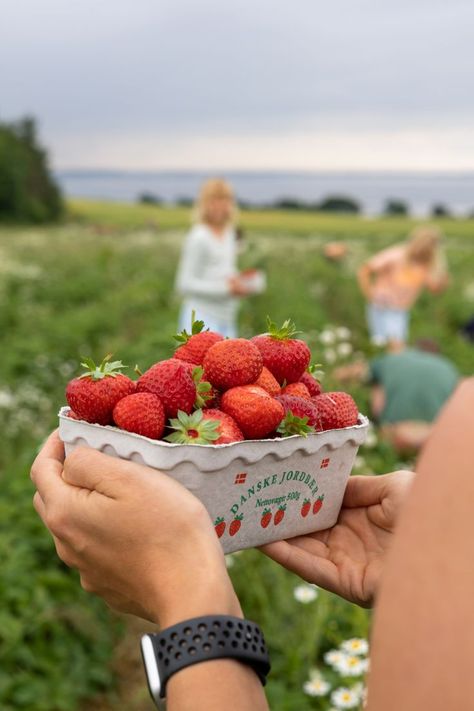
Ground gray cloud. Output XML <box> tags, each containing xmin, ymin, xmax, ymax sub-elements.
<box><xmin>1</xmin><ymin>0</ymin><xmax>473</xmax><ymax>166</ymax></box>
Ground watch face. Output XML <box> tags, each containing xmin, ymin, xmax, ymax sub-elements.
<box><xmin>141</xmin><ymin>635</ymin><xmax>162</xmax><ymax>705</ymax></box>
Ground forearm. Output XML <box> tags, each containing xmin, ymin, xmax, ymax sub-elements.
<box><xmin>367</xmin><ymin>380</ymin><xmax>474</xmax><ymax>710</ymax></box>
<box><xmin>357</xmin><ymin>265</ymin><xmax>372</xmax><ymax>299</ymax></box>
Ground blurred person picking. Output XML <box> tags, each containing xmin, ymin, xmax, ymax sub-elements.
<box><xmin>358</xmin><ymin>225</ymin><xmax>449</xmax><ymax>348</ymax></box>
<box><xmin>175</xmin><ymin>179</ymin><xmax>258</xmax><ymax>338</ymax></box>
<box><xmin>335</xmin><ymin>339</ymin><xmax>460</xmax><ymax>452</ymax></box>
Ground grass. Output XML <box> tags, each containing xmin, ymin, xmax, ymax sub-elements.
<box><xmin>1</xmin><ymin>201</ymin><xmax>472</xmax><ymax>710</ymax></box>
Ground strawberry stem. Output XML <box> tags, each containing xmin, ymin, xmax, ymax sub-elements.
<box><xmin>173</xmin><ymin>309</ymin><xmax>208</xmax><ymax>345</ymax></box>
<box><xmin>79</xmin><ymin>354</ymin><xmax>127</xmax><ymax>381</ymax></box>
<box><xmin>266</xmin><ymin>316</ymin><xmax>301</xmax><ymax>341</ymax></box>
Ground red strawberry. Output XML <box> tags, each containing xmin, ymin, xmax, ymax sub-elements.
<box><xmin>260</xmin><ymin>509</ymin><xmax>272</xmax><ymax>528</ymax></box>
<box><xmin>165</xmin><ymin>408</ymin><xmax>243</xmax><ymax>444</ymax></box>
<box><xmin>137</xmin><ymin>359</ymin><xmax>196</xmax><ymax>418</ymax></box>
<box><xmin>173</xmin><ymin>313</ymin><xmax>224</xmax><ymax>365</ymax></box>
<box><xmin>274</xmin><ymin>504</ymin><xmax>286</xmax><ymax>525</ymax></box>
<box><xmin>313</xmin><ymin>495</ymin><xmax>324</xmax><ymax>514</ymax></box>
<box><xmin>203</xmin><ymin>338</ymin><xmax>263</xmax><ymax>391</ymax></box>
<box><xmin>301</xmin><ymin>499</ymin><xmax>311</xmax><ymax>517</ymax></box>
<box><xmin>113</xmin><ymin>392</ymin><xmax>165</xmax><ymax>439</ymax></box>
<box><xmin>229</xmin><ymin>514</ymin><xmax>243</xmax><ymax>536</ymax></box>
<box><xmin>312</xmin><ymin>392</ymin><xmax>359</xmax><ymax>431</ymax></box>
<box><xmin>254</xmin><ymin>366</ymin><xmax>281</xmax><ymax>396</ymax></box>
<box><xmin>221</xmin><ymin>385</ymin><xmax>285</xmax><ymax>439</ymax></box>
<box><xmin>66</xmin><ymin>355</ymin><xmax>136</xmax><ymax>425</ymax></box>
<box><xmin>214</xmin><ymin>517</ymin><xmax>226</xmax><ymax>538</ymax></box>
<box><xmin>66</xmin><ymin>409</ymin><xmax>82</xmax><ymax>420</ymax></box>
<box><xmin>300</xmin><ymin>371</ymin><xmax>323</xmax><ymax>397</ymax></box>
<box><xmin>276</xmin><ymin>394</ymin><xmax>319</xmax><ymax>436</ymax></box>
<box><xmin>281</xmin><ymin>382</ymin><xmax>311</xmax><ymax>399</ymax></box>
<box><xmin>251</xmin><ymin>318</ymin><xmax>311</xmax><ymax>384</ymax></box>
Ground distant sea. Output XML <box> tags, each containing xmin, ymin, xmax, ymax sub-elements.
<box><xmin>56</xmin><ymin>170</ymin><xmax>474</xmax><ymax>217</ymax></box>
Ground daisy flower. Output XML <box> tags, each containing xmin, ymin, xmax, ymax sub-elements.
<box><xmin>331</xmin><ymin>686</ymin><xmax>361</xmax><ymax>709</ymax></box>
<box><xmin>337</xmin><ymin>342</ymin><xmax>353</xmax><ymax>357</ymax></box>
<box><xmin>324</xmin><ymin>348</ymin><xmax>337</xmax><ymax>364</ymax></box>
<box><xmin>335</xmin><ymin>326</ymin><xmax>352</xmax><ymax>340</ymax></box>
<box><xmin>320</xmin><ymin>329</ymin><xmax>336</xmax><ymax>345</ymax></box>
<box><xmin>341</xmin><ymin>638</ymin><xmax>369</xmax><ymax>656</ymax></box>
<box><xmin>293</xmin><ymin>584</ymin><xmax>318</xmax><ymax>603</ymax></box>
<box><xmin>324</xmin><ymin>649</ymin><xmax>346</xmax><ymax>668</ymax></box>
<box><xmin>303</xmin><ymin>674</ymin><xmax>331</xmax><ymax>697</ymax></box>
<box><xmin>334</xmin><ymin>655</ymin><xmax>369</xmax><ymax>677</ymax></box>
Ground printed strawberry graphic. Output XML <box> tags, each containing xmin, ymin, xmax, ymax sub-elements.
<box><xmin>260</xmin><ymin>509</ymin><xmax>272</xmax><ymax>528</ymax></box>
<box><xmin>137</xmin><ymin>358</ymin><xmax>196</xmax><ymax>418</ymax></box>
<box><xmin>165</xmin><ymin>408</ymin><xmax>244</xmax><ymax>444</ymax></box>
<box><xmin>312</xmin><ymin>392</ymin><xmax>358</xmax><ymax>430</ymax></box>
<box><xmin>66</xmin><ymin>354</ymin><xmax>136</xmax><ymax>425</ymax></box>
<box><xmin>252</xmin><ymin>317</ymin><xmax>311</xmax><ymax>384</ymax></box>
<box><xmin>274</xmin><ymin>504</ymin><xmax>287</xmax><ymax>525</ymax></box>
<box><xmin>113</xmin><ymin>392</ymin><xmax>165</xmax><ymax>439</ymax></box>
<box><xmin>203</xmin><ymin>338</ymin><xmax>263</xmax><ymax>391</ymax></box>
<box><xmin>173</xmin><ymin>311</ymin><xmax>224</xmax><ymax>365</ymax></box>
<box><xmin>221</xmin><ymin>385</ymin><xmax>285</xmax><ymax>439</ymax></box>
<box><xmin>299</xmin><ymin>370</ymin><xmax>323</xmax><ymax>397</ymax></box>
<box><xmin>300</xmin><ymin>499</ymin><xmax>311</xmax><ymax>517</ymax></box>
<box><xmin>229</xmin><ymin>514</ymin><xmax>243</xmax><ymax>537</ymax></box>
<box><xmin>214</xmin><ymin>517</ymin><xmax>226</xmax><ymax>538</ymax></box>
<box><xmin>313</xmin><ymin>495</ymin><xmax>324</xmax><ymax>515</ymax></box>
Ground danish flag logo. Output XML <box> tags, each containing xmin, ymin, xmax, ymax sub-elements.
<box><xmin>234</xmin><ymin>472</ymin><xmax>247</xmax><ymax>484</ymax></box>
<box><xmin>320</xmin><ymin>458</ymin><xmax>330</xmax><ymax>469</ymax></box>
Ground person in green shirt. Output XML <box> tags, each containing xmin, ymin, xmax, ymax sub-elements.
<box><xmin>336</xmin><ymin>339</ymin><xmax>459</xmax><ymax>453</ymax></box>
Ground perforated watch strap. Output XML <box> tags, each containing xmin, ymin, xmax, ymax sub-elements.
<box><xmin>149</xmin><ymin>615</ymin><xmax>271</xmax><ymax>698</ymax></box>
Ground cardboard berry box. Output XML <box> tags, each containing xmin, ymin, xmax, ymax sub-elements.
<box><xmin>59</xmin><ymin>406</ymin><xmax>368</xmax><ymax>554</ymax></box>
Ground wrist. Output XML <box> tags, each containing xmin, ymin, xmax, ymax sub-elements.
<box><xmin>153</xmin><ymin>570</ymin><xmax>242</xmax><ymax>629</ymax></box>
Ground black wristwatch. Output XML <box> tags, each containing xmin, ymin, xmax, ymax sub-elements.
<box><xmin>141</xmin><ymin>615</ymin><xmax>271</xmax><ymax>708</ymax></box>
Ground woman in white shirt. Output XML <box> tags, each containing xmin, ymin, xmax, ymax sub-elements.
<box><xmin>175</xmin><ymin>179</ymin><xmax>249</xmax><ymax>337</ymax></box>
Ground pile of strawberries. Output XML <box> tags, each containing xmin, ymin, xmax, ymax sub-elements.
<box><xmin>65</xmin><ymin>317</ymin><xmax>359</xmax><ymax>444</ymax></box>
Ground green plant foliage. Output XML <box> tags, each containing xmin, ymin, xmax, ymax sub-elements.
<box><xmin>1</xmin><ymin>203</ymin><xmax>472</xmax><ymax>709</ymax></box>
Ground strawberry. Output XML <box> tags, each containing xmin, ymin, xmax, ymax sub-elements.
<box><xmin>313</xmin><ymin>495</ymin><xmax>324</xmax><ymax>514</ymax></box>
<box><xmin>280</xmin><ymin>382</ymin><xmax>311</xmax><ymax>399</ymax></box>
<box><xmin>276</xmin><ymin>394</ymin><xmax>319</xmax><ymax>436</ymax></box>
<box><xmin>66</xmin><ymin>410</ymin><xmax>82</xmax><ymax>420</ymax></box>
<box><xmin>165</xmin><ymin>408</ymin><xmax>244</xmax><ymax>445</ymax></box>
<box><xmin>214</xmin><ymin>517</ymin><xmax>226</xmax><ymax>538</ymax></box>
<box><xmin>251</xmin><ymin>317</ymin><xmax>311</xmax><ymax>384</ymax></box>
<box><xmin>312</xmin><ymin>392</ymin><xmax>359</xmax><ymax>430</ymax></box>
<box><xmin>172</xmin><ymin>361</ymin><xmax>218</xmax><ymax>409</ymax></box>
<box><xmin>66</xmin><ymin>355</ymin><xmax>135</xmax><ymax>425</ymax></box>
<box><xmin>113</xmin><ymin>392</ymin><xmax>165</xmax><ymax>439</ymax></box>
<box><xmin>301</xmin><ymin>499</ymin><xmax>311</xmax><ymax>517</ymax></box>
<box><xmin>229</xmin><ymin>514</ymin><xmax>243</xmax><ymax>536</ymax></box>
<box><xmin>203</xmin><ymin>338</ymin><xmax>263</xmax><ymax>391</ymax></box>
<box><xmin>260</xmin><ymin>509</ymin><xmax>272</xmax><ymax>528</ymax></box>
<box><xmin>254</xmin><ymin>366</ymin><xmax>281</xmax><ymax>396</ymax></box>
<box><xmin>221</xmin><ymin>385</ymin><xmax>285</xmax><ymax>439</ymax></box>
<box><xmin>299</xmin><ymin>371</ymin><xmax>323</xmax><ymax>397</ymax></box>
<box><xmin>274</xmin><ymin>504</ymin><xmax>286</xmax><ymax>525</ymax></box>
<box><xmin>173</xmin><ymin>312</ymin><xmax>224</xmax><ymax>365</ymax></box>
<box><xmin>137</xmin><ymin>359</ymin><xmax>196</xmax><ymax>418</ymax></box>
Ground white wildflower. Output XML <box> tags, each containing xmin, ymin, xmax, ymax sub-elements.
<box><xmin>334</xmin><ymin>655</ymin><xmax>369</xmax><ymax>677</ymax></box>
<box><xmin>324</xmin><ymin>649</ymin><xmax>346</xmax><ymax>668</ymax></box>
<box><xmin>225</xmin><ymin>555</ymin><xmax>234</xmax><ymax>569</ymax></box>
<box><xmin>0</xmin><ymin>389</ymin><xmax>15</xmax><ymax>408</ymax></box>
<box><xmin>320</xmin><ymin>329</ymin><xmax>336</xmax><ymax>345</ymax></box>
<box><xmin>335</xmin><ymin>326</ymin><xmax>352</xmax><ymax>340</ymax></box>
<box><xmin>324</xmin><ymin>348</ymin><xmax>337</xmax><ymax>364</ymax></box>
<box><xmin>340</xmin><ymin>638</ymin><xmax>369</xmax><ymax>656</ymax></box>
<box><xmin>337</xmin><ymin>342</ymin><xmax>353</xmax><ymax>357</ymax></box>
<box><xmin>293</xmin><ymin>584</ymin><xmax>318</xmax><ymax>603</ymax></box>
<box><xmin>331</xmin><ymin>686</ymin><xmax>361</xmax><ymax>709</ymax></box>
<box><xmin>303</xmin><ymin>674</ymin><xmax>331</xmax><ymax>697</ymax></box>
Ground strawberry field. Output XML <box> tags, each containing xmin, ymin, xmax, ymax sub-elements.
<box><xmin>1</xmin><ymin>201</ymin><xmax>472</xmax><ymax>710</ymax></box>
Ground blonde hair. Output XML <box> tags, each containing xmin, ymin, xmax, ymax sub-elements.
<box><xmin>193</xmin><ymin>178</ymin><xmax>237</xmax><ymax>226</ymax></box>
<box><xmin>406</xmin><ymin>225</ymin><xmax>443</xmax><ymax>266</ymax></box>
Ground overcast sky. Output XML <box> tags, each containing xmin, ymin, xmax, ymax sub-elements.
<box><xmin>1</xmin><ymin>0</ymin><xmax>473</xmax><ymax>170</ymax></box>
